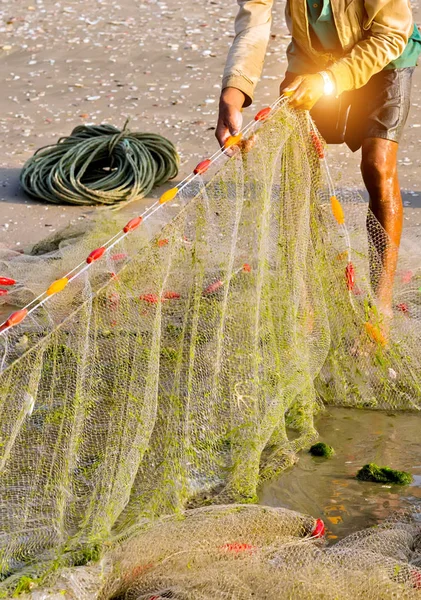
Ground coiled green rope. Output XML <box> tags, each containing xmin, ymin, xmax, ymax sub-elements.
<box><xmin>20</xmin><ymin>122</ymin><xmax>179</xmax><ymax>206</ymax></box>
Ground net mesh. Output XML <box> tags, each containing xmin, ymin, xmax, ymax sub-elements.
<box><xmin>13</xmin><ymin>505</ymin><xmax>421</xmax><ymax>599</ymax></box>
<box><xmin>0</xmin><ymin>103</ymin><xmax>420</xmax><ymax>597</ymax></box>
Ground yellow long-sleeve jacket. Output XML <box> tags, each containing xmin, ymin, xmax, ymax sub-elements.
<box><xmin>222</xmin><ymin>0</ymin><xmax>413</xmax><ymax>104</ymax></box>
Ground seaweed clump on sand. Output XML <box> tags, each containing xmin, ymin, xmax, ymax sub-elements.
<box><xmin>309</xmin><ymin>442</ymin><xmax>335</xmax><ymax>458</ymax></box>
<box><xmin>356</xmin><ymin>463</ymin><xmax>413</xmax><ymax>485</ymax></box>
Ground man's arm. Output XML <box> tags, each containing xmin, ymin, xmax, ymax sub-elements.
<box><xmin>222</xmin><ymin>0</ymin><xmax>274</xmax><ymax>106</ymax></box>
<box><xmin>217</xmin><ymin>0</ymin><xmax>273</xmax><ymax>148</ymax></box>
<box><xmin>328</xmin><ymin>0</ymin><xmax>413</xmax><ymax>95</ymax></box>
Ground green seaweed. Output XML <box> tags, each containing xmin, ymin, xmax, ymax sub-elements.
<box><xmin>12</xmin><ymin>576</ymin><xmax>38</xmax><ymax>596</ymax></box>
<box><xmin>70</xmin><ymin>543</ymin><xmax>102</xmax><ymax>567</ymax></box>
<box><xmin>356</xmin><ymin>463</ymin><xmax>413</xmax><ymax>485</ymax></box>
<box><xmin>309</xmin><ymin>442</ymin><xmax>335</xmax><ymax>458</ymax></box>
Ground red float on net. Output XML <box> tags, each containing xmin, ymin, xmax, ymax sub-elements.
<box><xmin>162</xmin><ymin>291</ymin><xmax>180</xmax><ymax>300</ymax></box>
<box><xmin>220</xmin><ymin>542</ymin><xmax>254</xmax><ymax>553</ymax></box>
<box><xmin>194</xmin><ymin>159</ymin><xmax>212</xmax><ymax>175</ymax></box>
<box><xmin>203</xmin><ymin>280</ymin><xmax>223</xmax><ymax>294</ymax></box>
<box><xmin>0</xmin><ymin>308</ymin><xmax>28</xmax><ymax>331</ymax></box>
<box><xmin>86</xmin><ymin>247</ymin><xmax>106</xmax><ymax>264</ymax></box>
<box><xmin>311</xmin><ymin>518</ymin><xmax>325</xmax><ymax>538</ymax></box>
<box><xmin>0</xmin><ymin>277</ymin><xmax>16</xmax><ymax>286</ymax></box>
<box><xmin>111</xmin><ymin>253</ymin><xmax>128</xmax><ymax>261</ymax></box>
<box><xmin>254</xmin><ymin>107</ymin><xmax>271</xmax><ymax>122</ymax></box>
<box><xmin>310</xmin><ymin>131</ymin><xmax>325</xmax><ymax>159</ymax></box>
<box><xmin>411</xmin><ymin>570</ymin><xmax>421</xmax><ymax>590</ymax></box>
<box><xmin>123</xmin><ymin>216</ymin><xmax>142</xmax><ymax>233</ymax></box>
<box><xmin>139</xmin><ymin>294</ymin><xmax>160</xmax><ymax>304</ymax></box>
<box><xmin>345</xmin><ymin>262</ymin><xmax>355</xmax><ymax>291</ymax></box>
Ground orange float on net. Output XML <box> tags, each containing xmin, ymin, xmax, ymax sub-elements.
<box><xmin>224</xmin><ymin>134</ymin><xmax>242</xmax><ymax>150</ymax></box>
<box><xmin>159</xmin><ymin>187</ymin><xmax>178</xmax><ymax>204</ymax></box>
<box><xmin>157</xmin><ymin>238</ymin><xmax>169</xmax><ymax>247</ymax></box>
<box><xmin>194</xmin><ymin>159</ymin><xmax>212</xmax><ymax>175</ymax></box>
<box><xmin>335</xmin><ymin>251</ymin><xmax>348</xmax><ymax>262</ymax></box>
<box><xmin>0</xmin><ymin>308</ymin><xmax>28</xmax><ymax>331</ymax></box>
<box><xmin>254</xmin><ymin>106</ymin><xmax>272</xmax><ymax>122</ymax></box>
<box><xmin>364</xmin><ymin>322</ymin><xmax>386</xmax><ymax>347</ymax></box>
<box><xmin>330</xmin><ymin>196</ymin><xmax>345</xmax><ymax>225</ymax></box>
<box><xmin>87</xmin><ymin>247</ymin><xmax>106</xmax><ymax>264</ymax></box>
<box><xmin>0</xmin><ymin>289</ymin><xmax>8</xmax><ymax>296</ymax></box>
<box><xmin>46</xmin><ymin>277</ymin><xmax>69</xmax><ymax>296</ymax></box>
<box><xmin>243</xmin><ymin>263</ymin><xmax>252</xmax><ymax>272</ymax></box>
<box><xmin>0</xmin><ymin>277</ymin><xmax>16</xmax><ymax>286</ymax></box>
<box><xmin>123</xmin><ymin>216</ymin><xmax>142</xmax><ymax>233</ymax></box>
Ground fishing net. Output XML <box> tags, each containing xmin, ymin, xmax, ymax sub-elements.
<box><xmin>0</xmin><ymin>101</ymin><xmax>420</xmax><ymax>597</ymax></box>
<box><xmin>13</xmin><ymin>504</ymin><xmax>421</xmax><ymax>599</ymax></box>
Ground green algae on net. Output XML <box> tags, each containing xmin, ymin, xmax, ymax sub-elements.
<box><xmin>356</xmin><ymin>463</ymin><xmax>414</xmax><ymax>485</ymax></box>
<box><xmin>0</xmin><ymin>102</ymin><xmax>421</xmax><ymax>597</ymax></box>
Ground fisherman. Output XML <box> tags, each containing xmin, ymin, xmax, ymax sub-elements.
<box><xmin>216</xmin><ymin>0</ymin><xmax>421</xmax><ymax>320</ymax></box>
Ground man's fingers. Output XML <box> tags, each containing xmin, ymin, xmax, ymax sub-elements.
<box><xmin>216</xmin><ymin>123</ymin><xmax>239</xmax><ymax>155</ymax></box>
<box><xmin>216</xmin><ymin>108</ymin><xmax>242</xmax><ymax>152</ymax></box>
<box><xmin>215</xmin><ymin>124</ymin><xmax>230</xmax><ymax>148</ymax></box>
<box><xmin>288</xmin><ymin>82</ymin><xmax>313</xmax><ymax>110</ymax></box>
<box><xmin>285</xmin><ymin>74</ymin><xmax>325</xmax><ymax>110</ymax></box>
<box><xmin>282</xmin><ymin>76</ymin><xmax>303</xmax><ymax>95</ymax></box>
<box><xmin>287</xmin><ymin>86</ymin><xmax>305</xmax><ymax>108</ymax></box>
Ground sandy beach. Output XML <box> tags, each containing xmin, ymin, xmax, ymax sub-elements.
<box><xmin>1</xmin><ymin>0</ymin><xmax>421</xmax><ymax>250</ymax></box>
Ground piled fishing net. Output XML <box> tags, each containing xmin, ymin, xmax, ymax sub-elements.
<box><xmin>0</xmin><ymin>100</ymin><xmax>420</xmax><ymax>596</ymax></box>
<box><xmin>14</xmin><ymin>504</ymin><xmax>421</xmax><ymax>599</ymax></box>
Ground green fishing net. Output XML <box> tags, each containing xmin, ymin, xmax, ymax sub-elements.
<box><xmin>0</xmin><ymin>103</ymin><xmax>420</xmax><ymax>598</ymax></box>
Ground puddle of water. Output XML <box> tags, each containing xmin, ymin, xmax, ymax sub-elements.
<box><xmin>259</xmin><ymin>407</ymin><xmax>421</xmax><ymax>541</ymax></box>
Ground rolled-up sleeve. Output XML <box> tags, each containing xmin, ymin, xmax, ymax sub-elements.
<box><xmin>222</xmin><ymin>0</ymin><xmax>274</xmax><ymax>106</ymax></box>
<box><xmin>328</xmin><ymin>0</ymin><xmax>413</xmax><ymax>94</ymax></box>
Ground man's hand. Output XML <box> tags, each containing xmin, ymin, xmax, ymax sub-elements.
<box><xmin>281</xmin><ymin>74</ymin><xmax>324</xmax><ymax>110</ymax></box>
<box><xmin>216</xmin><ymin>87</ymin><xmax>245</xmax><ymax>152</ymax></box>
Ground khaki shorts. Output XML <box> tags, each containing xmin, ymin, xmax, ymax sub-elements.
<box><xmin>281</xmin><ymin>67</ymin><xmax>414</xmax><ymax>151</ymax></box>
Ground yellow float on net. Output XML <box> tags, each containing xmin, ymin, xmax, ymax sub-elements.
<box><xmin>46</xmin><ymin>277</ymin><xmax>69</xmax><ymax>296</ymax></box>
<box><xmin>224</xmin><ymin>134</ymin><xmax>243</xmax><ymax>150</ymax></box>
<box><xmin>159</xmin><ymin>187</ymin><xmax>178</xmax><ymax>204</ymax></box>
<box><xmin>364</xmin><ymin>322</ymin><xmax>387</xmax><ymax>347</ymax></box>
<box><xmin>330</xmin><ymin>195</ymin><xmax>345</xmax><ymax>225</ymax></box>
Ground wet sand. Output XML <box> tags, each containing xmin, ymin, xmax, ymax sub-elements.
<box><xmin>1</xmin><ymin>0</ymin><xmax>421</xmax><ymax>248</ymax></box>
<box><xmin>260</xmin><ymin>408</ymin><xmax>421</xmax><ymax>540</ymax></box>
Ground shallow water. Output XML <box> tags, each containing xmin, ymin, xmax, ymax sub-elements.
<box><xmin>259</xmin><ymin>407</ymin><xmax>421</xmax><ymax>541</ymax></box>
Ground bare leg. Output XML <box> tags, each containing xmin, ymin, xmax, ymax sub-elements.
<box><xmin>361</xmin><ymin>137</ymin><xmax>402</xmax><ymax>318</ymax></box>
